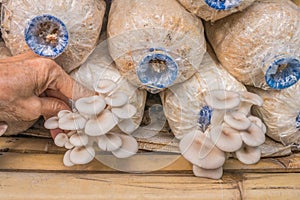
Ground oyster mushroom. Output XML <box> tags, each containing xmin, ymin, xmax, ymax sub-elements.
<box><xmin>0</xmin><ymin>122</ymin><xmax>8</xmax><ymax>136</ymax></box>
<box><xmin>69</xmin><ymin>146</ymin><xmax>95</xmax><ymax>165</ymax></box>
<box><xmin>192</xmin><ymin>165</ymin><xmax>223</xmax><ymax>180</ymax></box>
<box><xmin>112</xmin><ymin>134</ymin><xmax>138</xmax><ymax>158</ymax></box>
<box><xmin>209</xmin><ymin>124</ymin><xmax>243</xmax><ymax>152</ymax></box>
<box><xmin>204</xmin><ymin>90</ymin><xmax>240</xmax><ymax>110</ymax></box>
<box><xmin>95</xmin><ymin>79</ymin><xmax>117</xmax><ymax>94</ymax></box>
<box><xmin>105</xmin><ymin>92</ymin><xmax>128</xmax><ymax>107</ymax></box>
<box><xmin>58</xmin><ymin>113</ymin><xmax>87</xmax><ymax>131</ymax></box>
<box><xmin>98</xmin><ymin>133</ymin><xmax>122</xmax><ymax>151</ymax></box>
<box><xmin>240</xmin><ymin>123</ymin><xmax>266</xmax><ymax>147</ymax></box>
<box><xmin>179</xmin><ymin>131</ymin><xmax>226</xmax><ymax>169</ymax></box>
<box><xmin>44</xmin><ymin>116</ymin><xmax>59</xmax><ymax>129</ymax></box>
<box><xmin>58</xmin><ymin>110</ymin><xmax>72</xmax><ymax>119</ymax></box>
<box><xmin>63</xmin><ymin>150</ymin><xmax>74</xmax><ymax>167</ymax></box>
<box><xmin>224</xmin><ymin>111</ymin><xmax>251</xmax><ymax>130</ymax></box>
<box><xmin>69</xmin><ymin>133</ymin><xmax>89</xmax><ymax>147</ymax></box>
<box><xmin>64</xmin><ymin>141</ymin><xmax>74</xmax><ymax>150</ymax></box>
<box><xmin>54</xmin><ymin>133</ymin><xmax>69</xmax><ymax>147</ymax></box>
<box><xmin>117</xmin><ymin>119</ymin><xmax>139</xmax><ymax>134</ymax></box>
<box><xmin>112</xmin><ymin>104</ymin><xmax>137</xmax><ymax>119</ymax></box>
<box><xmin>75</xmin><ymin>95</ymin><xmax>106</xmax><ymax>116</ymax></box>
<box><xmin>85</xmin><ymin>110</ymin><xmax>119</xmax><ymax>136</ymax></box>
<box><xmin>24</xmin><ymin>14</ymin><xmax>69</xmax><ymax>58</ymax></box>
<box><xmin>248</xmin><ymin>116</ymin><xmax>267</xmax><ymax>134</ymax></box>
<box><xmin>238</xmin><ymin>91</ymin><xmax>263</xmax><ymax>115</ymax></box>
<box><xmin>235</xmin><ymin>145</ymin><xmax>261</xmax><ymax>165</ymax></box>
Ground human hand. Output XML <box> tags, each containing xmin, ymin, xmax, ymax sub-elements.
<box><xmin>0</xmin><ymin>52</ymin><xmax>94</xmax><ymax>136</ymax></box>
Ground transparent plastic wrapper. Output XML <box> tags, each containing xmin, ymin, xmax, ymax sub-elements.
<box><xmin>70</xmin><ymin>40</ymin><xmax>147</xmax><ymax>134</ymax></box>
<box><xmin>107</xmin><ymin>0</ymin><xmax>206</xmax><ymax>94</ymax></box>
<box><xmin>1</xmin><ymin>0</ymin><xmax>106</xmax><ymax>73</ymax></box>
<box><xmin>176</xmin><ymin>0</ymin><xmax>255</xmax><ymax>22</ymax></box>
<box><xmin>205</xmin><ymin>0</ymin><xmax>300</xmax><ymax>90</ymax></box>
<box><xmin>0</xmin><ymin>41</ymin><xmax>11</xmax><ymax>58</ymax></box>
<box><xmin>249</xmin><ymin>83</ymin><xmax>300</xmax><ymax>146</ymax></box>
<box><xmin>161</xmin><ymin>50</ymin><xmax>247</xmax><ymax>139</ymax></box>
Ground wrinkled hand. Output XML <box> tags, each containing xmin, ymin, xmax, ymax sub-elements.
<box><xmin>0</xmin><ymin>52</ymin><xmax>93</xmax><ymax>136</ymax></box>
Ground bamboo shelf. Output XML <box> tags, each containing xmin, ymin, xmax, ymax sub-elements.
<box><xmin>0</xmin><ymin>136</ymin><xmax>299</xmax><ymax>199</ymax></box>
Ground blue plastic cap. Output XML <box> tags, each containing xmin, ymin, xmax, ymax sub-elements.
<box><xmin>198</xmin><ymin>106</ymin><xmax>213</xmax><ymax>132</ymax></box>
<box><xmin>296</xmin><ymin>112</ymin><xmax>300</xmax><ymax>130</ymax></box>
<box><xmin>205</xmin><ymin>0</ymin><xmax>242</xmax><ymax>10</ymax></box>
<box><xmin>265</xmin><ymin>57</ymin><xmax>300</xmax><ymax>90</ymax></box>
<box><xmin>24</xmin><ymin>14</ymin><xmax>69</xmax><ymax>58</ymax></box>
<box><xmin>137</xmin><ymin>49</ymin><xmax>178</xmax><ymax>90</ymax></box>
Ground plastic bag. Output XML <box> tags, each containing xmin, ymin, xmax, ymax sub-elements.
<box><xmin>70</xmin><ymin>39</ymin><xmax>147</xmax><ymax>134</ymax></box>
<box><xmin>161</xmin><ymin>50</ymin><xmax>246</xmax><ymax>139</ymax></box>
<box><xmin>107</xmin><ymin>0</ymin><xmax>206</xmax><ymax>94</ymax></box>
<box><xmin>205</xmin><ymin>0</ymin><xmax>300</xmax><ymax>90</ymax></box>
<box><xmin>1</xmin><ymin>0</ymin><xmax>106</xmax><ymax>73</ymax></box>
<box><xmin>176</xmin><ymin>0</ymin><xmax>255</xmax><ymax>22</ymax></box>
<box><xmin>249</xmin><ymin>83</ymin><xmax>300</xmax><ymax>146</ymax></box>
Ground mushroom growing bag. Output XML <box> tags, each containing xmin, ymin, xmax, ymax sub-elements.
<box><xmin>176</xmin><ymin>0</ymin><xmax>255</xmax><ymax>22</ymax></box>
<box><xmin>161</xmin><ymin>51</ymin><xmax>246</xmax><ymax>139</ymax></box>
<box><xmin>107</xmin><ymin>0</ymin><xmax>206</xmax><ymax>93</ymax></box>
<box><xmin>71</xmin><ymin>40</ymin><xmax>147</xmax><ymax>134</ymax></box>
<box><xmin>1</xmin><ymin>0</ymin><xmax>106</xmax><ymax>73</ymax></box>
<box><xmin>0</xmin><ymin>41</ymin><xmax>11</xmax><ymax>59</ymax></box>
<box><xmin>249</xmin><ymin>83</ymin><xmax>300</xmax><ymax>146</ymax></box>
<box><xmin>205</xmin><ymin>0</ymin><xmax>300</xmax><ymax>90</ymax></box>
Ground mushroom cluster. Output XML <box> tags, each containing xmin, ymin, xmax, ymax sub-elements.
<box><xmin>44</xmin><ymin>79</ymin><xmax>139</xmax><ymax>166</ymax></box>
<box><xmin>179</xmin><ymin>90</ymin><xmax>266</xmax><ymax>179</ymax></box>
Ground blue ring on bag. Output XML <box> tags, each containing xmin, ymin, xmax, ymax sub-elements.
<box><xmin>296</xmin><ymin>112</ymin><xmax>300</xmax><ymax>130</ymax></box>
<box><xmin>205</xmin><ymin>0</ymin><xmax>242</xmax><ymax>10</ymax></box>
<box><xmin>198</xmin><ymin>106</ymin><xmax>213</xmax><ymax>132</ymax></box>
<box><xmin>265</xmin><ymin>57</ymin><xmax>300</xmax><ymax>90</ymax></box>
<box><xmin>137</xmin><ymin>49</ymin><xmax>178</xmax><ymax>90</ymax></box>
<box><xmin>24</xmin><ymin>14</ymin><xmax>69</xmax><ymax>58</ymax></box>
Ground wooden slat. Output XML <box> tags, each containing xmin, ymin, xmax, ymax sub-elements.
<box><xmin>0</xmin><ymin>172</ymin><xmax>241</xmax><ymax>200</ymax></box>
<box><xmin>242</xmin><ymin>173</ymin><xmax>300</xmax><ymax>199</ymax></box>
<box><xmin>0</xmin><ymin>152</ymin><xmax>300</xmax><ymax>173</ymax></box>
<box><xmin>0</xmin><ymin>172</ymin><xmax>299</xmax><ymax>200</ymax></box>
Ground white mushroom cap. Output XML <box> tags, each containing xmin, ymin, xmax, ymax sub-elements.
<box><xmin>75</xmin><ymin>96</ymin><xmax>106</xmax><ymax>116</ymax></box>
<box><xmin>209</xmin><ymin>124</ymin><xmax>243</xmax><ymax>152</ymax></box>
<box><xmin>70</xmin><ymin>146</ymin><xmax>95</xmax><ymax>165</ymax></box>
<box><xmin>235</xmin><ymin>145</ymin><xmax>261</xmax><ymax>165</ymax></box>
<box><xmin>54</xmin><ymin>133</ymin><xmax>69</xmax><ymax>147</ymax></box>
<box><xmin>112</xmin><ymin>134</ymin><xmax>138</xmax><ymax>158</ymax></box>
<box><xmin>112</xmin><ymin>104</ymin><xmax>137</xmax><ymax>119</ymax></box>
<box><xmin>105</xmin><ymin>92</ymin><xmax>128</xmax><ymax>107</ymax></box>
<box><xmin>192</xmin><ymin>165</ymin><xmax>223</xmax><ymax>180</ymax></box>
<box><xmin>224</xmin><ymin>111</ymin><xmax>251</xmax><ymax>131</ymax></box>
<box><xmin>240</xmin><ymin>123</ymin><xmax>266</xmax><ymax>147</ymax></box>
<box><xmin>98</xmin><ymin>133</ymin><xmax>122</xmax><ymax>151</ymax></box>
<box><xmin>64</xmin><ymin>141</ymin><xmax>74</xmax><ymax>150</ymax></box>
<box><xmin>85</xmin><ymin>110</ymin><xmax>119</xmax><ymax>136</ymax></box>
<box><xmin>210</xmin><ymin>109</ymin><xmax>225</xmax><ymax>126</ymax></box>
<box><xmin>67</xmin><ymin>130</ymin><xmax>77</xmax><ymax>137</ymax></box>
<box><xmin>238</xmin><ymin>92</ymin><xmax>263</xmax><ymax>115</ymax></box>
<box><xmin>58</xmin><ymin>113</ymin><xmax>87</xmax><ymax>131</ymax></box>
<box><xmin>69</xmin><ymin>133</ymin><xmax>89</xmax><ymax>147</ymax></box>
<box><xmin>117</xmin><ymin>119</ymin><xmax>139</xmax><ymax>134</ymax></box>
<box><xmin>58</xmin><ymin>110</ymin><xmax>72</xmax><ymax>119</ymax></box>
<box><xmin>0</xmin><ymin>122</ymin><xmax>8</xmax><ymax>136</ymax></box>
<box><xmin>44</xmin><ymin>116</ymin><xmax>59</xmax><ymax>130</ymax></box>
<box><xmin>179</xmin><ymin>131</ymin><xmax>226</xmax><ymax>169</ymax></box>
<box><xmin>63</xmin><ymin>150</ymin><xmax>74</xmax><ymax>167</ymax></box>
<box><xmin>248</xmin><ymin>116</ymin><xmax>267</xmax><ymax>134</ymax></box>
<box><xmin>95</xmin><ymin>79</ymin><xmax>117</xmax><ymax>94</ymax></box>
<box><xmin>205</xmin><ymin>90</ymin><xmax>240</xmax><ymax>110</ymax></box>
<box><xmin>240</xmin><ymin>91</ymin><xmax>263</xmax><ymax>106</ymax></box>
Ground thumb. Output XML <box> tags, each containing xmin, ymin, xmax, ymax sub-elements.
<box><xmin>39</xmin><ymin>97</ymin><xmax>71</xmax><ymax>120</ymax></box>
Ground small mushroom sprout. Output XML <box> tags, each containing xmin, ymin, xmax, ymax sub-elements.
<box><xmin>180</xmin><ymin>90</ymin><xmax>267</xmax><ymax>179</ymax></box>
<box><xmin>44</xmin><ymin>79</ymin><xmax>139</xmax><ymax>166</ymax></box>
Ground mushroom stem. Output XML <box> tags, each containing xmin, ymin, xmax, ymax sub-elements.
<box><xmin>192</xmin><ymin>165</ymin><xmax>223</xmax><ymax>180</ymax></box>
